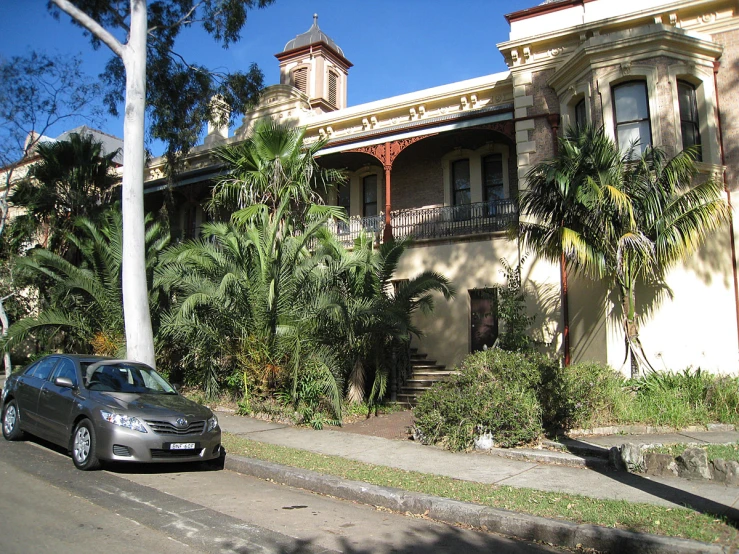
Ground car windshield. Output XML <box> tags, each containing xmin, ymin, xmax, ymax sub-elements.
<box><xmin>86</xmin><ymin>362</ymin><xmax>176</xmax><ymax>394</ymax></box>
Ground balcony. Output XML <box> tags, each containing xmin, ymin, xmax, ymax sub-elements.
<box><xmin>328</xmin><ymin>199</ymin><xmax>518</xmax><ymax>247</ymax></box>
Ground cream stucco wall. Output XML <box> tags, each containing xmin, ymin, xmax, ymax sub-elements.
<box><xmin>392</xmin><ymin>237</ymin><xmax>562</xmax><ymax>369</ymax></box>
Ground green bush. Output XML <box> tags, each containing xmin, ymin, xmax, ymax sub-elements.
<box><xmin>705</xmin><ymin>376</ymin><xmax>739</xmax><ymax>424</ymax></box>
<box><xmin>615</xmin><ymin>368</ymin><xmax>717</xmax><ymax>428</ymax></box>
<box><xmin>539</xmin><ymin>361</ymin><xmax>625</xmax><ymax>431</ymax></box>
<box><xmin>414</xmin><ymin>349</ymin><xmax>542</xmax><ymax>450</ymax></box>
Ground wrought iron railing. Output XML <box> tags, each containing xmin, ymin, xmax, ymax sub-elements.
<box><xmin>322</xmin><ymin>200</ymin><xmax>517</xmax><ymax>247</ymax></box>
<box><xmin>326</xmin><ymin>213</ymin><xmax>385</xmax><ymax>247</ymax></box>
<box><xmin>390</xmin><ymin>199</ymin><xmax>517</xmax><ymax>241</ymax></box>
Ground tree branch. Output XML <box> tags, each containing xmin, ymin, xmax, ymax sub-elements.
<box><xmin>148</xmin><ymin>1</ymin><xmax>204</xmax><ymax>34</ymax></box>
<box><xmin>50</xmin><ymin>0</ymin><xmax>125</xmax><ymax>58</ymax></box>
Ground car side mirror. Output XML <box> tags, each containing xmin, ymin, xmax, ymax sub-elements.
<box><xmin>54</xmin><ymin>376</ymin><xmax>75</xmax><ymax>389</ymax></box>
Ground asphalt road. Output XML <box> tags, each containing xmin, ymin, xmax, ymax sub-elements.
<box><xmin>0</xmin><ymin>436</ymin><xmax>564</xmax><ymax>553</ymax></box>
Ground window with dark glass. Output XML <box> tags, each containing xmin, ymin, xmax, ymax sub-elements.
<box><xmin>29</xmin><ymin>357</ymin><xmax>59</xmax><ymax>380</ymax></box>
<box><xmin>575</xmin><ymin>98</ymin><xmax>587</xmax><ymax>130</ymax></box>
<box><xmin>337</xmin><ymin>182</ymin><xmax>350</xmax><ymax>214</ymax></box>
<box><xmin>183</xmin><ymin>204</ymin><xmax>198</xmax><ymax>239</ymax></box>
<box><xmin>483</xmin><ymin>154</ymin><xmax>504</xmax><ymax>202</ymax></box>
<box><xmin>51</xmin><ymin>358</ymin><xmax>78</xmax><ymax>387</ymax></box>
<box><xmin>452</xmin><ymin>159</ymin><xmax>471</xmax><ymax>206</ymax></box>
<box><xmin>363</xmin><ymin>175</ymin><xmax>377</xmax><ymax>217</ymax></box>
<box><xmin>613</xmin><ymin>81</ymin><xmax>651</xmax><ymax>155</ymax></box>
<box><xmin>678</xmin><ymin>80</ymin><xmax>701</xmax><ymax>161</ymax></box>
<box><xmin>328</xmin><ymin>71</ymin><xmax>338</xmax><ymax>106</ymax></box>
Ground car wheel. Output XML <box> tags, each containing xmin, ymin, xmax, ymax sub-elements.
<box><xmin>2</xmin><ymin>400</ymin><xmax>25</xmax><ymax>441</ymax></box>
<box><xmin>72</xmin><ymin>420</ymin><xmax>101</xmax><ymax>471</ymax></box>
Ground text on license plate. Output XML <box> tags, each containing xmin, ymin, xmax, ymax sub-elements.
<box><xmin>170</xmin><ymin>443</ymin><xmax>195</xmax><ymax>450</ymax></box>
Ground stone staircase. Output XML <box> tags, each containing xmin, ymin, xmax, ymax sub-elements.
<box><xmin>396</xmin><ymin>348</ymin><xmax>455</xmax><ymax>405</ymax></box>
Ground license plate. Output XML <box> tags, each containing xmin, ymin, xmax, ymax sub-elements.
<box><xmin>170</xmin><ymin>443</ymin><xmax>195</xmax><ymax>450</ymax></box>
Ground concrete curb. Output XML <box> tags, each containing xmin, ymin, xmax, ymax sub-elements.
<box><xmin>224</xmin><ymin>454</ymin><xmax>727</xmax><ymax>554</ymax></box>
<box><xmin>568</xmin><ymin>423</ymin><xmax>737</xmax><ymax>437</ymax></box>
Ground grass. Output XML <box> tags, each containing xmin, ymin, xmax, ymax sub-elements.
<box><xmin>647</xmin><ymin>442</ymin><xmax>739</xmax><ymax>464</ymax></box>
<box><xmin>222</xmin><ymin>433</ymin><xmax>739</xmax><ymax>546</ymax></box>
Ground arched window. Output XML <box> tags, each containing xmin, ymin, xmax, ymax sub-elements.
<box><xmin>362</xmin><ymin>174</ymin><xmax>378</xmax><ymax>216</ymax></box>
<box><xmin>574</xmin><ymin>98</ymin><xmax>587</xmax><ymax>130</ymax></box>
<box><xmin>677</xmin><ymin>80</ymin><xmax>701</xmax><ymax>161</ymax></box>
<box><xmin>613</xmin><ymin>81</ymin><xmax>651</xmax><ymax>155</ymax></box>
<box><xmin>452</xmin><ymin>159</ymin><xmax>471</xmax><ymax>206</ymax></box>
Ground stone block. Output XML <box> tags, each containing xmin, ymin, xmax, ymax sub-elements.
<box><xmin>711</xmin><ymin>459</ymin><xmax>739</xmax><ymax>485</ymax></box>
<box><xmin>620</xmin><ymin>443</ymin><xmax>645</xmax><ymax>472</ymax></box>
<box><xmin>644</xmin><ymin>453</ymin><xmax>678</xmax><ymax>477</ymax></box>
<box><xmin>677</xmin><ymin>448</ymin><xmax>712</xmax><ymax>480</ymax></box>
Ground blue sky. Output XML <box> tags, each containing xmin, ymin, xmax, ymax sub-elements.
<box><xmin>2</xmin><ymin>0</ymin><xmax>537</xmax><ymax>155</ymax></box>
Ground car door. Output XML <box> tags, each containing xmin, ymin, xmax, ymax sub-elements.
<box><xmin>37</xmin><ymin>358</ymin><xmax>82</xmax><ymax>445</ymax></box>
<box><xmin>15</xmin><ymin>357</ymin><xmax>60</xmax><ymax>433</ymax></box>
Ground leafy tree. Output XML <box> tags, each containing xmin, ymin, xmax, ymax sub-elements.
<box><xmin>0</xmin><ymin>51</ymin><xmax>104</xmax><ymax>375</ymax></box>
<box><xmin>519</xmin><ymin>126</ymin><xmax>729</xmax><ymax>376</ymax></box>
<box><xmin>9</xmin><ymin>132</ymin><xmax>119</xmax><ymax>254</ymax></box>
<box><xmin>1</xmin><ymin>209</ymin><xmax>169</xmax><ymax>357</ymax></box>
<box><xmin>496</xmin><ymin>256</ymin><xmax>534</xmax><ymax>352</ymax></box>
<box><xmin>48</xmin><ymin>0</ymin><xmax>275</xmax><ymax>367</ymax></box>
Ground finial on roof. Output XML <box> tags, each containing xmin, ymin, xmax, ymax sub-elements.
<box><xmin>313</xmin><ymin>13</ymin><xmax>318</xmax><ymax>25</ymax></box>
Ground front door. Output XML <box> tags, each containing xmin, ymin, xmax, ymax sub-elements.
<box><xmin>469</xmin><ymin>289</ymin><xmax>498</xmax><ymax>352</ymax></box>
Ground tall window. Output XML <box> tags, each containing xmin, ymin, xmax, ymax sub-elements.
<box><xmin>292</xmin><ymin>67</ymin><xmax>308</xmax><ymax>94</ymax></box>
<box><xmin>363</xmin><ymin>175</ymin><xmax>377</xmax><ymax>216</ymax></box>
<box><xmin>328</xmin><ymin>71</ymin><xmax>338</xmax><ymax>106</ymax></box>
<box><xmin>452</xmin><ymin>159</ymin><xmax>471</xmax><ymax>206</ymax></box>
<box><xmin>183</xmin><ymin>204</ymin><xmax>198</xmax><ymax>239</ymax></box>
<box><xmin>337</xmin><ymin>182</ymin><xmax>350</xmax><ymax>214</ymax></box>
<box><xmin>677</xmin><ymin>80</ymin><xmax>701</xmax><ymax>161</ymax></box>
<box><xmin>574</xmin><ymin>98</ymin><xmax>587</xmax><ymax>130</ymax></box>
<box><xmin>613</xmin><ymin>81</ymin><xmax>651</xmax><ymax>155</ymax></box>
<box><xmin>482</xmin><ymin>154</ymin><xmax>504</xmax><ymax>202</ymax></box>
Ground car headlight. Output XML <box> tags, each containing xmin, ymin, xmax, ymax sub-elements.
<box><xmin>206</xmin><ymin>414</ymin><xmax>219</xmax><ymax>432</ymax></box>
<box><xmin>101</xmin><ymin>411</ymin><xmax>148</xmax><ymax>433</ymax></box>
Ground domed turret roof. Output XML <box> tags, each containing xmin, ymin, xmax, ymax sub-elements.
<box><xmin>283</xmin><ymin>14</ymin><xmax>344</xmax><ymax>56</ymax></box>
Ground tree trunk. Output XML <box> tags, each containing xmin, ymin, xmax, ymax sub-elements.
<box><xmin>120</xmin><ymin>0</ymin><xmax>156</xmax><ymax>368</ymax></box>
<box><xmin>0</xmin><ymin>296</ymin><xmax>11</xmax><ymax>377</ymax></box>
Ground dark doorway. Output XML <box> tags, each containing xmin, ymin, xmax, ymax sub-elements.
<box><xmin>469</xmin><ymin>289</ymin><xmax>498</xmax><ymax>352</ymax></box>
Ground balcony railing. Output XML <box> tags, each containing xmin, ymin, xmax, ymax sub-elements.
<box><xmin>326</xmin><ymin>214</ymin><xmax>384</xmax><ymax>247</ymax></box>
<box><xmin>391</xmin><ymin>199</ymin><xmax>517</xmax><ymax>241</ymax></box>
<box><xmin>326</xmin><ymin>199</ymin><xmax>518</xmax><ymax>247</ymax></box>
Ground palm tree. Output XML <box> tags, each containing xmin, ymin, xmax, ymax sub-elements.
<box><xmin>314</xmin><ymin>233</ymin><xmax>455</xmax><ymax>405</ymax></box>
<box><xmin>519</xmin><ymin>126</ymin><xmax>729</xmax><ymax>376</ymax></box>
<box><xmin>1</xmin><ymin>209</ymin><xmax>169</xmax><ymax>357</ymax></box>
<box><xmin>9</xmin><ymin>132</ymin><xmax>119</xmax><ymax>254</ymax></box>
<box><xmin>156</xmin><ymin>199</ymin><xmax>345</xmax><ymax>413</ymax></box>
<box><xmin>208</xmin><ymin>118</ymin><xmax>344</xmax><ymax>227</ymax></box>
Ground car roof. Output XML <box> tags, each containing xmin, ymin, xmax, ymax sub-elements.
<box><xmin>46</xmin><ymin>354</ymin><xmax>114</xmax><ymax>363</ymax></box>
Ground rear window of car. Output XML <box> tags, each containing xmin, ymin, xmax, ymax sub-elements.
<box><xmin>26</xmin><ymin>358</ymin><xmax>59</xmax><ymax>381</ymax></box>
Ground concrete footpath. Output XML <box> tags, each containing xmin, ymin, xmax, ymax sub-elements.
<box><xmin>217</xmin><ymin>412</ymin><xmax>739</xmax><ymax>554</ymax></box>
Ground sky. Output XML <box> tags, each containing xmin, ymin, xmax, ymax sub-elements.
<box><xmin>1</xmin><ymin>0</ymin><xmax>539</xmax><ymax>156</ymax></box>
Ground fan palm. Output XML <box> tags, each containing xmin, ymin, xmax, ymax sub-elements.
<box><xmin>1</xmin><ymin>209</ymin><xmax>169</xmax><ymax>357</ymax></box>
<box><xmin>9</xmin><ymin>132</ymin><xmax>119</xmax><ymax>254</ymax></box>
<box><xmin>519</xmin><ymin>125</ymin><xmax>729</xmax><ymax>376</ymax></box>
<box><xmin>208</xmin><ymin>118</ymin><xmax>345</xmax><ymax>227</ymax></box>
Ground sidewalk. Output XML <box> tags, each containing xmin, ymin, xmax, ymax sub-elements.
<box><xmin>216</xmin><ymin>412</ymin><xmax>739</xmax><ymax>519</ymax></box>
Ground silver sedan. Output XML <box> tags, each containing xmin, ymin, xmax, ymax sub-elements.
<box><xmin>1</xmin><ymin>355</ymin><xmax>221</xmax><ymax>470</ymax></box>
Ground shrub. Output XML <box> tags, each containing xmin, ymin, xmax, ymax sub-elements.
<box><xmin>705</xmin><ymin>376</ymin><xmax>739</xmax><ymax>424</ymax></box>
<box><xmin>414</xmin><ymin>349</ymin><xmax>542</xmax><ymax>450</ymax></box>
<box><xmin>615</xmin><ymin>368</ymin><xmax>714</xmax><ymax>428</ymax></box>
<box><xmin>539</xmin><ymin>361</ymin><xmax>625</xmax><ymax>431</ymax></box>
